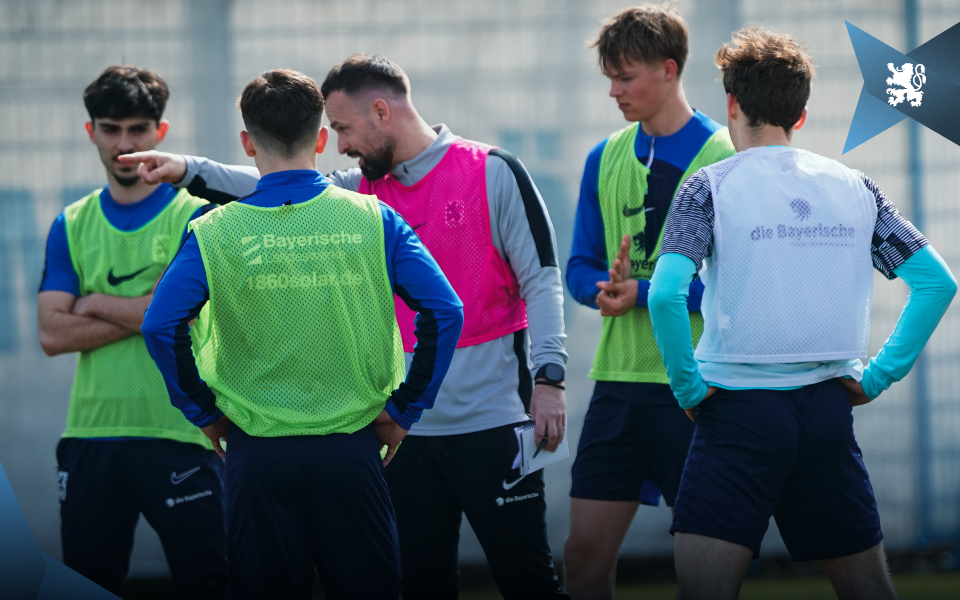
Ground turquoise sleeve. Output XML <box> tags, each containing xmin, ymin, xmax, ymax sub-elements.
<box><xmin>861</xmin><ymin>245</ymin><xmax>957</xmax><ymax>399</ymax></box>
<box><xmin>648</xmin><ymin>252</ymin><xmax>709</xmax><ymax>409</ymax></box>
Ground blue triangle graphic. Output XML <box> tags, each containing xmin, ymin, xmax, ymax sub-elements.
<box><xmin>843</xmin><ymin>86</ymin><xmax>907</xmax><ymax>153</ymax></box>
<box><xmin>0</xmin><ymin>462</ymin><xmax>118</xmax><ymax>599</ymax></box>
<box><xmin>0</xmin><ymin>462</ymin><xmax>46</xmax><ymax>598</ymax></box>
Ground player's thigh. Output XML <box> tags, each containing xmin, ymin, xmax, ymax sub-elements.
<box><xmin>774</xmin><ymin>380</ymin><xmax>883</xmax><ymax>562</ymax></box>
<box><xmin>671</xmin><ymin>389</ymin><xmax>801</xmax><ymax>557</ymax></box>
<box><xmin>570</xmin><ymin>395</ymin><xmax>647</xmax><ymax>502</ymax></box>
<box><xmin>382</xmin><ymin>433</ymin><xmax>463</xmax><ymax>558</ymax></box>
<box><xmin>450</xmin><ymin>426</ymin><xmax>565</xmax><ymax>598</ymax></box>
<box><xmin>131</xmin><ymin>440</ymin><xmax>228</xmax><ymax>599</ymax></box>
<box><xmin>224</xmin><ymin>425</ymin><xmax>314</xmax><ymax>599</ymax></box>
<box><xmin>820</xmin><ymin>542</ymin><xmax>896</xmax><ymax>600</ymax></box>
<box><xmin>641</xmin><ymin>404</ymin><xmax>696</xmax><ymax>508</ymax></box>
<box><xmin>308</xmin><ymin>425</ymin><xmax>401</xmax><ymax>599</ymax></box>
<box><xmin>566</xmin><ymin>498</ymin><xmax>640</xmax><ymax>564</ymax></box>
<box><xmin>56</xmin><ymin>438</ymin><xmax>139</xmax><ymax>595</ymax></box>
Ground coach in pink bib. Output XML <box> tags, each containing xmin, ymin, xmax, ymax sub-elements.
<box><xmin>360</xmin><ymin>138</ymin><xmax>529</xmax><ymax>350</ymax></box>
<box><xmin>152</xmin><ymin>54</ymin><xmax>570</xmax><ymax>598</ymax></box>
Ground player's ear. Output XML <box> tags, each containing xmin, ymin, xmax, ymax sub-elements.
<box><xmin>240</xmin><ymin>130</ymin><xmax>256</xmax><ymax>158</ymax></box>
<box><xmin>372</xmin><ymin>98</ymin><xmax>390</xmax><ymax>126</ymax></box>
<box><xmin>85</xmin><ymin>121</ymin><xmax>95</xmax><ymax>142</ymax></box>
<box><xmin>663</xmin><ymin>58</ymin><xmax>679</xmax><ymax>82</ymax></box>
<box><xmin>315</xmin><ymin>126</ymin><xmax>329</xmax><ymax>155</ymax></box>
<box><xmin>156</xmin><ymin>120</ymin><xmax>170</xmax><ymax>143</ymax></box>
<box><xmin>793</xmin><ymin>108</ymin><xmax>808</xmax><ymax>132</ymax></box>
<box><xmin>726</xmin><ymin>93</ymin><xmax>738</xmax><ymax>122</ymax></box>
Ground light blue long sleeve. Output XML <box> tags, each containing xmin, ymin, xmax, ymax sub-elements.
<box><xmin>648</xmin><ymin>252</ymin><xmax>707</xmax><ymax>408</ymax></box>
<box><xmin>861</xmin><ymin>245</ymin><xmax>957</xmax><ymax>399</ymax></box>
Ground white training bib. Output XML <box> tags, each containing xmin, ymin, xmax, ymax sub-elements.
<box><xmin>695</xmin><ymin>147</ymin><xmax>877</xmax><ymax>363</ymax></box>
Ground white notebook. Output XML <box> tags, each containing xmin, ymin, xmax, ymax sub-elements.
<box><xmin>511</xmin><ymin>420</ymin><xmax>570</xmax><ymax>476</ymax></box>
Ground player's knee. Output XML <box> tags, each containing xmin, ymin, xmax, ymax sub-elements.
<box><xmin>563</xmin><ymin>534</ymin><xmax>598</xmax><ymax>572</ymax></box>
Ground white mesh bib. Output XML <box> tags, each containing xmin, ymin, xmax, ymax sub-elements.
<box><xmin>695</xmin><ymin>147</ymin><xmax>877</xmax><ymax>363</ymax></box>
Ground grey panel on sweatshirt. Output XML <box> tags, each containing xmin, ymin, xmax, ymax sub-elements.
<box><xmin>180</xmin><ymin>155</ymin><xmax>260</xmax><ymax>199</ymax></box>
<box><xmin>177</xmin><ymin>125</ymin><xmax>567</xmax><ymax>436</ymax></box>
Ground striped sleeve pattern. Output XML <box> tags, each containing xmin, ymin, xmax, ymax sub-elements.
<box><xmin>658</xmin><ymin>170</ymin><xmax>715</xmax><ymax>267</ymax></box>
<box><xmin>857</xmin><ymin>171</ymin><xmax>928</xmax><ymax>280</ymax></box>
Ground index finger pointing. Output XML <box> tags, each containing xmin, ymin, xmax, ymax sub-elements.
<box><xmin>116</xmin><ymin>153</ymin><xmax>147</xmax><ymax>164</ymax></box>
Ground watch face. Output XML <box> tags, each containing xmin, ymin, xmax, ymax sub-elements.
<box><xmin>542</xmin><ymin>364</ymin><xmax>565</xmax><ymax>382</ymax></box>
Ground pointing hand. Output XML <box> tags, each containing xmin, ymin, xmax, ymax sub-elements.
<box><xmin>116</xmin><ymin>151</ymin><xmax>188</xmax><ymax>185</ymax></box>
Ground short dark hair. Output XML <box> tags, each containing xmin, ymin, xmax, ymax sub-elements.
<box><xmin>239</xmin><ymin>69</ymin><xmax>324</xmax><ymax>157</ymax></box>
<box><xmin>320</xmin><ymin>54</ymin><xmax>409</xmax><ymax>99</ymax></box>
<box><xmin>83</xmin><ymin>65</ymin><xmax>169</xmax><ymax>123</ymax></box>
<box><xmin>590</xmin><ymin>5</ymin><xmax>689</xmax><ymax>76</ymax></box>
<box><xmin>715</xmin><ymin>28</ymin><xmax>816</xmax><ymax>134</ymax></box>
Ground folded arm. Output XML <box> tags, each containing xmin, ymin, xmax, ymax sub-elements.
<box><xmin>72</xmin><ymin>292</ymin><xmax>153</xmax><ymax>331</ymax></box>
<box><xmin>37</xmin><ymin>291</ymin><xmax>137</xmax><ymax>356</ymax></box>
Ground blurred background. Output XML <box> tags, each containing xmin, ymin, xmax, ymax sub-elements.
<box><xmin>1</xmin><ymin>0</ymin><xmax>959</xmax><ymax>596</ymax></box>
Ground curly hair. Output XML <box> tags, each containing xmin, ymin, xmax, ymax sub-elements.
<box><xmin>83</xmin><ymin>65</ymin><xmax>168</xmax><ymax>123</ymax></box>
<box><xmin>715</xmin><ymin>28</ymin><xmax>816</xmax><ymax>133</ymax></box>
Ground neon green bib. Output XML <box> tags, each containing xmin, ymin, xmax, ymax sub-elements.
<box><xmin>63</xmin><ymin>188</ymin><xmax>211</xmax><ymax>447</ymax></box>
<box><xmin>590</xmin><ymin>123</ymin><xmax>735</xmax><ymax>382</ymax></box>
<box><xmin>191</xmin><ymin>186</ymin><xmax>405</xmax><ymax>437</ymax></box>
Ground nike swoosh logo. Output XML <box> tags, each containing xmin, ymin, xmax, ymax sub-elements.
<box><xmin>622</xmin><ymin>205</ymin><xmax>644</xmax><ymax>217</ymax></box>
<box><xmin>170</xmin><ymin>467</ymin><xmax>201</xmax><ymax>485</ymax></box>
<box><xmin>108</xmin><ymin>266</ymin><xmax>151</xmax><ymax>286</ymax></box>
<box><xmin>502</xmin><ymin>475</ymin><xmax>526</xmax><ymax>490</ymax></box>
<box><xmin>412</xmin><ymin>223</ymin><xmax>427</xmax><ymax>231</ymax></box>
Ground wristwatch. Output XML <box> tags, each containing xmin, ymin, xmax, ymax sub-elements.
<box><xmin>535</xmin><ymin>364</ymin><xmax>565</xmax><ymax>383</ymax></box>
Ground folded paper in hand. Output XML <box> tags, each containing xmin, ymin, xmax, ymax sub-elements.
<box><xmin>511</xmin><ymin>420</ymin><xmax>570</xmax><ymax>476</ymax></box>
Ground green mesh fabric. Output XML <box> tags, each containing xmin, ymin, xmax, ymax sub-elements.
<box><xmin>590</xmin><ymin>124</ymin><xmax>736</xmax><ymax>382</ymax></box>
<box><xmin>191</xmin><ymin>186</ymin><xmax>405</xmax><ymax>437</ymax></box>
<box><xmin>62</xmin><ymin>188</ymin><xmax>211</xmax><ymax>447</ymax></box>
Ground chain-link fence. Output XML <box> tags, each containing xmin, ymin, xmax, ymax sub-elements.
<box><xmin>1</xmin><ymin>0</ymin><xmax>957</xmax><ymax>577</ymax></box>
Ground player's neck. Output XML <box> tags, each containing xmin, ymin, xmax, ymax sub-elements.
<box><xmin>639</xmin><ymin>88</ymin><xmax>694</xmax><ymax>138</ymax></box>
<box><xmin>735</xmin><ymin>124</ymin><xmax>793</xmax><ymax>152</ymax></box>
<box><xmin>105</xmin><ymin>174</ymin><xmax>161</xmax><ymax>204</ymax></box>
<box><xmin>390</xmin><ymin>111</ymin><xmax>438</xmax><ymax>167</ymax></box>
<box><xmin>254</xmin><ymin>154</ymin><xmax>318</xmax><ymax>177</ymax></box>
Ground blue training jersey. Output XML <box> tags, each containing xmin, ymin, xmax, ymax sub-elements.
<box><xmin>40</xmin><ymin>183</ymin><xmax>208</xmax><ymax>295</ymax></box>
<box><xmin>566</xmin><ymin>110</ymin><xmax>721</xmax><ymax>310</ymax></box>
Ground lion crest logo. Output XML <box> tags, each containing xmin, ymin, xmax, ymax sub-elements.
<box><xmin>886</xmin><ymin>62</ymin><xmax>926</xmax><ymax>107</ymax></box>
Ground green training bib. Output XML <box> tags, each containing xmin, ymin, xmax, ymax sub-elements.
<box><xmin>62</xmin><ymin>188</ymin><xmax>211</xmax><ymax>447</ymax></box>
<box><xmin>590</xmin><ymin>123</ymin><xmax>735</xmax><ymax>383</ymax></box>
<box><xmin>191</xmin><ymin>186</ymin><xmax>405</xmax><ymax>437</ymax></box>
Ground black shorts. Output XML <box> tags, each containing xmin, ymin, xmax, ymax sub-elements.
<box><xmin>56</xmin><ymin>437</ymin><xmax>228</xmax><ymax>598</ymax></box>
<box><xmin>384</xmin><ymin>423</ymin><xmax>567</xmax><ymax>599</ymax></box>
<box><xmin>671</xmin><ymin>379</ymin><xmax>883</xmax><ymax>561</ymax></box>
<box><xmin>570</xmin><ymin>383</ymin><xmax>695</xmax><ymax>507</ymax></box>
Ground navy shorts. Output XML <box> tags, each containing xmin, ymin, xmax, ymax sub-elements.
<box><xmin>570</xmin><ymin>383</ymin><xmax>695</xmax><ymax>507</ymax></box>
<box><xmin>225</xmin><ymin>423</ymin><xmax>400</xmax><ymax>600</ymax></box>
<box><xmin>56</xmin><ymin>438</ymin><xmax>227</xmax><ymax>598</ymax></box>
<box><xmin>671</xmin><ymin>379</ymin><xmax>883</xmax><ymax>561</ymax></box>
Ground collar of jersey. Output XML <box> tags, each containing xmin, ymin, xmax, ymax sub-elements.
<box><xmin>234</xmin><ymin>184</ymin><xmax>333</xmax><ymax>213</ymax></box>
<box><xmin>245</xmin><ymin>169</ymin><xmax>331</xmax><ymax>208</ymax></box>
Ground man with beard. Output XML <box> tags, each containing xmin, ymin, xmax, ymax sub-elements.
<box><xmin>37</xmin><ymin>66</ymin><xmax>228</xmax><ymax>597</ymax></box>
<box><xmin>124</xmin><ymin>53</ymin><xmax>569</xmax><ymax>599</ymax></box>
